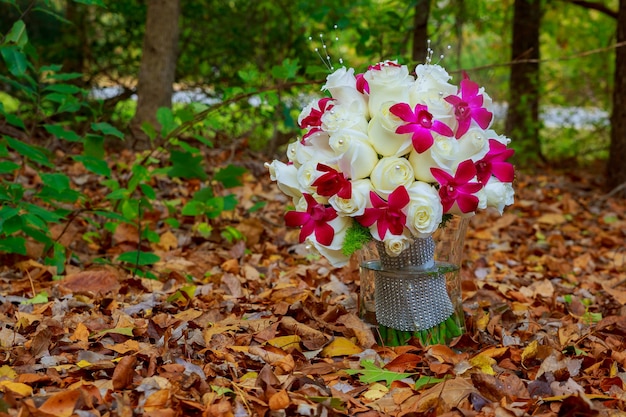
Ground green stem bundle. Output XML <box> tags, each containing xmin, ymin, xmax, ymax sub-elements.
<box><xmin>377</xmin><ymin>313</ymin><xmax>463</xmax><ymax>346</ymax></box>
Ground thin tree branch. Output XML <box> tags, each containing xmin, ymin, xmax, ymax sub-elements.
<box><xmin>559</xmin><ymin>0</ymin><xmax>618</xmax><ymax>19</ymax></box>
<box><xmin>456</xmin><ymin>40</ymin><xmax>626</xmax><ymax>73</ymax></box>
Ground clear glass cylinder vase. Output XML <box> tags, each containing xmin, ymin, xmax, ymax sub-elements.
<box><xmin>358</xmin><ymin>217</ymin><xmax>470</xmax><ymax>346</ymax></box>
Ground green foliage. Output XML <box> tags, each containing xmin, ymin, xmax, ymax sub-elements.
<box><xmin>0</xmin><ymin>9</ymin><xmax>247</xmax><ymax>279</ymax></box>
<box><xmin>342</xmin><ymin>222</ymin><xmax>372</xmax><ymax>257</ymax></box>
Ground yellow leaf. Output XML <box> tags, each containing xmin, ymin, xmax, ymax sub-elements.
<box><xmin>266</xmin><ymin>335</ymin><xmax>302</xmax><ymax>351</ymax></box>
<box><xmin>363</xmin><ymin>382</ymin><xmax>388</xmax><ymax>401</ymax></box>
<box><xmin>537</xmin><ymin>213</ymin><xmax>567</xmax><ymax>225</ymax></box>
<box><xmin>240</xmin><ymin>372</ymin><xmax>258</xmax><ymax>381</ymax></box>
<box><xmin>229</xmin><ymin>346</ymin><xmax>249</xmax><ymax>353</ymax></box>
<box><xmin>320</xmin><ymin>337</ymin><xmax>362</xmax><ymax>357</ymax></box>
<box><xmin>76</xmin><ymin>360</ymin><xmax>92</xmax><ymax>368</ymax></box>
<box><xmin>105</xmin><ymin>340</ymin><xmax>140</xmax><ymax>354</ymax></box>
<box><xmin>95</xmin><ymin>327</ymin><xmax>134</xmax><ymax>338</ymax></box>
<box><xmin>158</xmin><ymin>231</ymin><xmax>178</xmax><ymax>251</ymax></box>
<box><xmin>70</xmin><ymin>322</ymin><xmax>90</xmax><ymax>342</ymax></box>
<box><xmin>521</xmin><ymin>340</ymin><xmax>539</xmax><ymax>365</ymax></box>
<box><xmin>0</xmin><ymin>381</ymin><xmax>33</xmax><ymax>396</ymax></box>
<box><xmin>174</xmin><ymin>308</ymin><xmax>203</xmax><ymax>322</ymax></box>
<box><xmin>469</xmin><ymin>354</ymin><xmax>496</xmax><ymax>375</ymax></box>
<box><xmin>0</xmin><ymin>365</ymin><xmax>17</xmax><ymax>380</ymax></box>
<box><xmin>476</xmin><ymin>312</ymin><xmax>489</xmax><ymax>331</ymax></box>
<box><xmin>479</xmin><ymin>346</ymin><xmax>509</xmax><ymax>359</ymax></box>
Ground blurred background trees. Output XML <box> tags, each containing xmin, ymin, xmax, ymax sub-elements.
<box><xmin>0</xmin><ymin>0</ymin><xmax>624</xmax><ymax>192</ymax></box>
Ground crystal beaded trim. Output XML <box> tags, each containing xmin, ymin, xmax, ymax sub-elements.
<box><xmin>374</xmin><ymin>237</ymin><xmax>454</xmax><ymax>331</ymax></box>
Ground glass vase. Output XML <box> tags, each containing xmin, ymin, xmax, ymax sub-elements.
<box><xmin>358</xmin><ymin>217</ymin><xmax>469</xmax><ymax>346</ymax></box>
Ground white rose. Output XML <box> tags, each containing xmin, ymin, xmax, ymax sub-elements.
<box><xmin>329</xmin><ymin>178</ymin><xmax>372</xmax><ymax>216</ymax></box>
<box><xmin>406</xmin><ymin>181</ymin><xmax>443</xmax><ymax>237</ymax></box>
<box><xmin>414</xmin><ymin>64</ymin><xmax>453</xmax><ymax>86</ymax></box>
<box><xmin>321</xmin><ymin>102</ymin><xmax>369</xmax><ymax>134</ymax></box>
<box><xmin>370</xmin><ymin>157</ymin><xmax>415</xmax><ymax>197</ymax></box>
<box><xmin>484</xmin><ymin>179</ymin><xmax>515</xmax><ymax>214</ymax></box>
<box><xmin>364</xmin><ymin>61</ymin><xmax>415</xmax><ymax>116</ymax></box>
<box><xmin>328</xmin><ymin>129</ymin><xmax>378</xmax><ymax>180</ymax></box>
<box><xmin>288</xmin><ymin>195</ymin><xmax>307</xmax><ymax>213</ymax></box>
<box><xmin>294</xmin><ymin>132</ymin><xmax>334</xmax><ymax>165</ymax></box>
<box><xmin>307</xmin><ymin>216</ymin><xmax>352</xmax><ymax>267</ymax></box>
<box><xmin>410</xmin><ymin>64</ymin><xmax>457</xmax><ymax>126</ymax></box>
<box><xmin>367</xmin><ymin>102</ymin><xmax>413</xmax><ymax>157</ymax></box>
<box><xmin>297</xmin><ymin>160</ymin><xmax>322</xmax><ymax>194</ymax></box>
<box><xmin>455</xmin><ymin>127</ymin><xmax>490</xmax><ymax>164</ymax></box>
<box><xmin>409</xmin><ymin>134</ymin><xmax>458</xmax><ymax>182</ymax></box>
<box><xmin>286</xmin><ymin>141</ymin><xmax>299</xmax><ymax>164</ymax></box>
<box><xmin>266</xmin><ymin>160</ymin><xmax>302</xmax><ymax>199</ymax></box>
<box><xmin>322</xmin><ymin>67</ymin><xmax>368</xmax><ymax>115</ymax></box>
<box><xmin>382</xmin><ymin>233</ymin><xmax>412</xmax><ymax>257</ymax></box>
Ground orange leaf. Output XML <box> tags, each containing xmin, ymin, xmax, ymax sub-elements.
<box><xmin>111</xmin><ymin>356</ymin><xmax>137</xmax><ymax>390</ymax></box>
<box><xmin>384</xmin><ymin>353</ymin><xmax>422</xmax><ymax>372</ymax></box>
<box><xmin>268</xmin><ymin>389</ymin><xmax>290</xmax><ymax>410</ymax></box>
<box><xmin>38</xmin><ymin>389</ymin><xmax>80</xmax><ymax>417</ymax></box>
<box><xmin>320</xmin><ymin>337</ymin><xmax>362</xmax><ymax>357</ymax></box>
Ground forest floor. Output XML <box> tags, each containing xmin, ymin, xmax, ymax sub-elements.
<box><xmin>0</xmin><ymin>148</ymin><xmax>625</xmax><ymax>417</ymax></box>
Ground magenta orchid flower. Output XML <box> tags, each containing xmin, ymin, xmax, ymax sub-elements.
<box><xmin>284</xmin><ymin>194</ymin><xmax>338</xmax><ymax>246</ymax></box>
<box><xmin>475</xmin><ymin>139</ymin><xmax>515</xmax><ymax>185</ymax></box>
<box><xmin>299</xmin><ymin>98</ymin><xmax>334</xmax><ymax>130</ymax></box>
<box><xmin>312</xmin><ymin>164</ymin><xmax>352</xmax><ymax>199</ymax></box>
<box><xmin>356</xmin><ymin>186</ymin><xmax>410</xmax><ymax>239</ymax></box>
<box><xmin>390</xmin><ymin>103</ymin><xmax>454</xmax><ymax>153</ymax></box>
<box><xmin>355</xmin><ymin>73</ymin><xmax>369</xmax><ymax>94</ymax></box>
<box><xmin>444</xmin><ymin>77</ymin><xmax>493</xmax><ymax>139</ymax></box>
<box><xmin>431</xmin><ymin>160</ymin><xmax>483</xmax><ymax>214</ymax></box>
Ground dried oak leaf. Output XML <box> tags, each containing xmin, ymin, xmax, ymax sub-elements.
<box><xmin>59</xmin><ymin>269</ymin><xmax>120</xmax><ymax>296</ymax></box>
<box><xmin>111</xmin><ymin>355</ymin><xmax>137</xmax><ymax>390</ymax></box>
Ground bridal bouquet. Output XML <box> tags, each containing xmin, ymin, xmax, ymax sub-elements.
<box><xmin>267</xmin><ymin>60</ymin><xmax>515</xmax><ymax>267</ymax></box>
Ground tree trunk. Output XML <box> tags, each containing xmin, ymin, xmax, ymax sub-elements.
<box><xmin>131</xmin><ymin>0</ymin><xmax>181</xmax><ymax>149</ymax></box>
<box><xmin>607</xmin><ymin>0</ymin><xmax>626</xmax><ymax>196</ymax></box>
<box><xmin>505</xmin><ymin>0</ymin><xmax>543</xmax><ymax>163</ymax></box>
<box><xmin>411</xmin><ymin>0</ymin><xmax>431</xmax><ymax>64</ymax></box>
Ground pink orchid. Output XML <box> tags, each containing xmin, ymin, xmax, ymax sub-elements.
<box><xmin>355</xmin><ymin>73</ymin><xmax>369</xmax><ymax>94</ymax></box>
<box><xmin>284</xmin><ymin>194</ymin><xmax>338</xmax><ymax>246</ymax></box>
<box><xmin>431</xmin><ymin>160</ymin><xmax>483</xmax><ymax>213</ymax></box>
<box><xmin>312</xmin><ymin>164</ymin><xmax>352</xmax><ymax>199</ymax></box>
<box><xmin>357</xmin><ymin>186</ymin><xmax>409</xmax><ymax>239</ymax></box>
<box><xmin>475</xmin><ymin>139</ymin><xmax>515</xmax><ymax>185</ymax></box>
<box><xmin>444</xmin><ymin>77</ymin><xmax>493</xmax><ymax>139</ymax></box>
<box><xmin>390</xmin><ymin>103</ymin><xmax>454</xmax><ymax>153</ymax></box>
<box><xmin>299</xmin><ymin>98</ymin><xmax>334</xmax><ymax>130</ymax></box>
